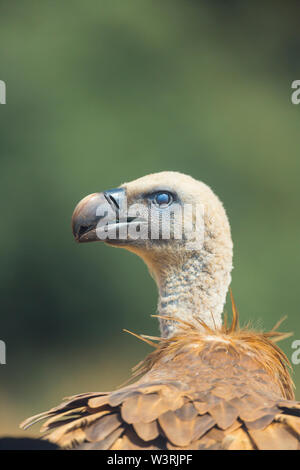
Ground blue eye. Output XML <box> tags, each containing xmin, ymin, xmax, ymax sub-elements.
<box><xmin>153</xmin><ymin>192</ymin><xmax>173</xmax><ymax>207</ymax></box>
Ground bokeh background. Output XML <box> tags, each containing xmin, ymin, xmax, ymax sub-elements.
<box><xmin>1</xmin><ymin>0</ymin><xmax>300</xmax><ymax>436</ymax></box>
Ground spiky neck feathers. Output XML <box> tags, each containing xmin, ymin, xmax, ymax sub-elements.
<box><xmin>135</xmin><ymin>317</ymin><xmax>294</xmax><ymax>401</ymax></box>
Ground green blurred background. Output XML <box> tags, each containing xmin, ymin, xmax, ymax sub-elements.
<box><xmin>1</xmin><ymin>0</ymin><xmax>300</xmax><ymax>436</ymax></box>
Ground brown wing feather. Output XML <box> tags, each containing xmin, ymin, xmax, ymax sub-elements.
<box><xmin>20</xmin><ymin>325</ymin><xmax>300</xmax><ymax>450</ymax></box>
<box><xmin>133</xmin><ymin>420</ymin><xmax>160</xmax><ymax>442</ymax></box>
<box><xmin>248</xmin><ymin>423</ymin><xmax>300</xmax><ymax>450</ymax></box>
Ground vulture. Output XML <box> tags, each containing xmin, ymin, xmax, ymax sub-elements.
<box><xmin>21</xmin><ymin>171</ymin><xmax>300</xmax><ymax>450</ymax></box>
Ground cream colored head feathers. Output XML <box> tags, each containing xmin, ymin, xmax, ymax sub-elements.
<box><xmin>72</xmin><ymin>171</ymin><xmax>233</xmax><ymax>337</ymax></box>
<box><xmin>120</xmin><ymin>172</ymin><xmax>233</xmax><ymax>336</ymax></box>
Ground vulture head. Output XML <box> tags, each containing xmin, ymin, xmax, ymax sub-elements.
<box><xmin>72</xmin><ymin>172</ymin><xmax>233</xmax><ymax>337</ymax></box>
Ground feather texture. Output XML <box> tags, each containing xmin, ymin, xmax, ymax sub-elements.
<box><xmin>20</xmin><ymin>307</ymin><xmax>300</xmax><ymax>450</ymax></box>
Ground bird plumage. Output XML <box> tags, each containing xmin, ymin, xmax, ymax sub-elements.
<box><xmin>20</xmin><ymin>171</ymin><xmax>300</xmax><ymax>449</ymax></box>
<box><xmin>21</xmin><ymin>305</ymin><xmax>300</xmax><ymax>450</ymax></box>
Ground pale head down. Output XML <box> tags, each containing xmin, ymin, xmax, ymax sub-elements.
<box><xmin>72</xmin><ymin>171</ymin><xmax>233</xmax><ymax>337</ymax></box>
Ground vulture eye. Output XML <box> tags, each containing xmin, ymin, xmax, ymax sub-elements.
<box><xmin>153</xmin><ymin>192</ymin><xmax>173</xmax><ymax>207</ymax></box>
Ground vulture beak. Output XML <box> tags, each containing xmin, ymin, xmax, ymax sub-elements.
<box><xmin>72</xmin><ymin>188</ymin><xmax>128</xmax><ymax>243</ymax></box>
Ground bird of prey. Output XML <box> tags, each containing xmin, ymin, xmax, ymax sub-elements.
<box><xmin>21</xmin><ymin>172</ymin><xmax>300</xmax><ymax>450</ymax></box>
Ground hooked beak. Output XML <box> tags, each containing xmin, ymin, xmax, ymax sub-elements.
<box><xmin>72</xmin><ymin>187</ymin><xmax>147</xmax><ymax>245</ymax></box>
<box><xmin>72</xmin><ymin>188</ymin><xmax>127</xmax><ymax>243</ymax></box>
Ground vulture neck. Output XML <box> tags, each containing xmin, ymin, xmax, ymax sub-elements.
<box><xmin>154</xmin><ymin>248</ymin><xmax>232</xmax><ymax>338</ymax></box>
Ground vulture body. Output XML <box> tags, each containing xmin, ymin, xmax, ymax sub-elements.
<box><xmin>21</xmin><ymin>172</ymin><xmax>300</xmax><ymax>450</ymax></box>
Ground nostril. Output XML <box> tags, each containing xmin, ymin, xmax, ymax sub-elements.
<box><xmin>109</xmin><ymin>195</ymin><xmax>120</xmax><ymax>210</ymax></box>
<box><xmin>78</xmin><ymin>225</ymin><xmax>93</xmax><ymax>237</ymax></box>
<box><xmin>104</xmin><ymin>193</ymin><xmax>120</xmax><ymax>211</ymax></box>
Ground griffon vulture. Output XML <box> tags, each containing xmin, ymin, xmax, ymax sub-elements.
<box><xmin>21</xmin><ymin>171</ymin><xmax>300</xmax><ymax>450</ymax></box>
